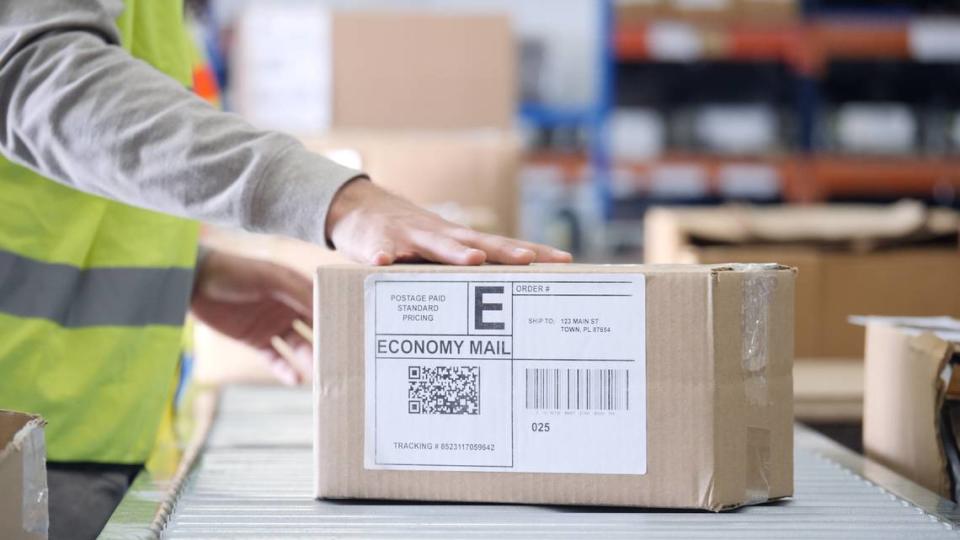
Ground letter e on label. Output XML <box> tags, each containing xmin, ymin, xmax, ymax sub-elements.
<box><xmin>475</xmin><ymin>286</ymin><xmax>505</xmax><ymax>331</ymax></box>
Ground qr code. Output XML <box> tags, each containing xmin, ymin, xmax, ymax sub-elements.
<box><xmin>408</xmin><ymin>365</ymin><xmax>480</xmax><ymax>415</ymax></box>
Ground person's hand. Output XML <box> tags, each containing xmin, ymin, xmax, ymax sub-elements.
<box><xmin>191</xmin><ymin>250</ymin><xmax>312</xmax><ymax>385</ymax></box>
<box><xmin>325</xmin><ymin>179</ymin><xmax>573</xmax><ymax>265</ymax></box>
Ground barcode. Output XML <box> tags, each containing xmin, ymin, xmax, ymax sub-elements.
<box><xmin>408</xmin><ymin>365</ymin><xmax>480</xmax><ymax>415</ymax></box>
<box><xmin>524</xmin><ymin>368</ymin><xmax>629</xmax><ymax>411</ymax></box>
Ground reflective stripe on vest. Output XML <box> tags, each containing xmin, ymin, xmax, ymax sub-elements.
<box><xmin>0</xmin><ymin>1</ymin><xmax>199</xmax><ymax>463</ymax></box>
<box><xmin>0</xmin><ymin>250</ymin><xmax>193</xmax><ymax>327</ymax></box>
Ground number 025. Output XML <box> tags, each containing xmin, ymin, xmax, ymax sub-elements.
<box><xmin>531</xmin><ymin>422</ymin><xmax>550</xmax><ymax>432</ymax></box>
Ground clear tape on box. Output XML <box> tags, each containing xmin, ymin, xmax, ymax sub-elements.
<box><xmin>741</xmin><ymin>266</ymin><xmax>774</xmax><ymax>406</ymax></box>
<box><xmin>735</xmin><ymin>263</ymin><xmax>778</xmax><ymax>505</ymax></box>
<box><xmin>18</xmin><ymin>419</ymin><xmax>48</xmax><ymax>537</ymax></box>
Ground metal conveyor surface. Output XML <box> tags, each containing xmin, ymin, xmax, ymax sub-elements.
<box><xmin>105</xmin><ymin>385</ymin><xmax>960</xmax><ymax>539</ymax></box>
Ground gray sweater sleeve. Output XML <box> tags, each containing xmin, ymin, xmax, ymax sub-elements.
<box><xmin>0</xmin><ymin>0</ymin><xmax>364</xmax><ymax>245</ymax></box>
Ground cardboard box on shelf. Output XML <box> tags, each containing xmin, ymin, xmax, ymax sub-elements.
<box><xmin>0</xmin><ymin>411</ymin><xmax>47</xmax><ymax>540</ymax></box>
<box><xmin>858</xmin><ymin>316</ymin><xmax>960</xmax><ymax>498</ymax></box>
<box><xmin>234</xmin><ymin>8</ymin><xmax>514</xmax><ymax>133</ymax></box>
<box><xmin>314</xmin><ymin>263</ymin><xmax>795</xmax><ymax>509</ymax></box>
<box><xmin>617</xmin><ymin>0</ymin><xmax>798</xmax><ymax>26</ymax></box>
<box><xmin>735</xmin><ymin>0</ymin><xmax>798</xmax><ymax>24</ymax></box>
<box><xmin>616</xmin><ymin>0</ymin><xmax>664</xmax><ymax>23</ymax></box>
<box><xmin>644</xmin><ymin>202</ymin><xmax>960</xmax><ymax>359</ymax></box>
<box><xmin>332</xmin><ymin>12</ymin><xmax>514</xmax><ymax>130</ymax></box>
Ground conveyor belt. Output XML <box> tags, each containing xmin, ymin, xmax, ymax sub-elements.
<box><xmin>104</xmin><ymin>385</ymin><xmax>960</xmax><ymax>539</ymax></box>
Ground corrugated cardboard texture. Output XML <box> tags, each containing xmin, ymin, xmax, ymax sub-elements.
<box><xmin>302</xmin><ymin>131</ymin><xmax>520</xmax><ymax>237</ymax></box>
<box><xmin>314</xmin><ymin>264</ymin><xmax>794</xmax><ymax>509</ymax></box>
<box><xmin>332</xmin><ymin>12</ymin><xmax>515</xmax><ymax>130</ymax></box>
<box><xmin>645</xmin><ymin>205</ymin><xmax>960</xmax><ymax>359</ymax></box>
<box><xmin>0</xmin><ymin>411</ymin><xmax>47</xmax><ymax>540</ymax></box>
<box><xmin>863</xmin><ymin>325</ymin><xmax>953</xmax><ymax>496</ymax></box>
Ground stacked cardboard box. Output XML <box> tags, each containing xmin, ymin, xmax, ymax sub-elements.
<box><xmin>314</xmin><ymin>263</ymin><xmax>795</xmax><ymax>509</ymax></box>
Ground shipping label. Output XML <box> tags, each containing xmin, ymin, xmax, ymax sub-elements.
<box><xmin>363</xmin><ymin>273</ymin><xmax>646</xmax><ymax>474</ymax></box>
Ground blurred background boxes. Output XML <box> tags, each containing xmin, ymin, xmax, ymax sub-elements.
<box><xmin>792</xmin><ymin>358</ymin><xmax>863</xmax><ymax>422</ymax></box>
<box><xmin>233</xmin><ymin>8</ymin><xmax>514</xmax><ymax>133</ymax></box>
<box><xmin>617</xmin><ymin>0</ymin><xmax>799</xmax><ymax>26</ymax></box>
<box><xmin>644</xmin><ymin>201</ymin><xmax>960</xmax><ymax>359</ymax></box>
<box><xmin>329</xmin><ymin>12</ymin><xmax>514</xmax><ymax>130</ymax></box>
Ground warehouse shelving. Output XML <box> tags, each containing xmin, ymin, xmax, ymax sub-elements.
<box><xmin>526</xmin><ymin>152</ymin><xmax>960</xmax><ymax>203</ymax></box>
<box><xmin>614</xmin><ymin>17</ymin><xmax>944</xmax><ymax>72</ymax></box>
<box><xmin>520</xmin><ymin>0</ymin><xmax>960</xmax><ymax>228</ymax></box>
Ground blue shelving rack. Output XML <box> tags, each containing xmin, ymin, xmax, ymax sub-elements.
<box><xmin>518</xmin><ymin>0</ymin><xmax>617</xmax><ymax>220</ymax></box>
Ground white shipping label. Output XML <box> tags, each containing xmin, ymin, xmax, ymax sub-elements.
<box><xmin>363</xmin><ymin>273</ymin><xmax>646</xmax><ymax>474</ymax></box>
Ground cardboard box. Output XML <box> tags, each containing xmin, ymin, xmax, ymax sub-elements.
<box><xmin>314</xmin><ymin>263</ymin><xmax>794</xmax><ymax>509</ymax></box>
<box><xmin>735</xmin><ymin>0</ymin><xmax>798</xmax><ymax>24</ymax></box>
<box><xmin>859</xmin><ymin>317</ymin><xmax>960</xmax><ymax>497</ymax></box>
<box><xmin>234</xmin><ymin>9</ymin><xmax>515</xmax><ymax>133</ymax></box>
<box><xmin>617</xmin><ymin>0</ymin><xmax>798</xmax><ymax>26</ymax></box>
<box><xmin>332</xmin><ymin>12</ymin><xmax>515</xmax><ymax>130</ymax></box>
<box><xmin>0</xmin><ymin>411</ymin><xmax>47</xmax><ymax>540</ymax></box>
<box><xmin>616</xmin><ymin>0</ymin><xmax>663</xmax><ymax>24</ymax></box>
<box><xmin>645</xmin><ymin>203</ymin><xmax>960</xmax><ymax>359</ymax></box>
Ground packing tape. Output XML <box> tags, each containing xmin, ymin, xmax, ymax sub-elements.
<box><xmin>745</xmin><ymin>426</ymin><xmax>772</xmax><ymax>505</ymax></box>
<box><xmin>740</xmin><ymin>265</ymin><xmax>776</xmax><ymax>407</ymax></box>
<box><xmin>19</xmin><ymin>419</ymin><xmax>48</xmax><ymax>536</ymax></box>
<box><xmin>738</xmin><ymin>264</ymin><xmax>778</xmax><ymax>504</ymax></box>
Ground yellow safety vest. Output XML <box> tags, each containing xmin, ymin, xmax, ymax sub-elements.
<box><xmin>0</xmin><ymin>2</ymin><xmax>199</xmax><ymax>464</ymax></box>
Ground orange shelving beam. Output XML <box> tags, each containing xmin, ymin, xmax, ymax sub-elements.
<box><xmin>525</xmin><ymin>152</ymin><xmax>589</xmax><ymax>184</ymax></box>
<box><xmin>812</xmin><ymin>21</ymin><xmax>910</xmax><ymax>61</ymax></box>
<box><xmin>523</xmin><ymin>153</ymin><xmax>960</xmax><ymax>203</ymax></box>
<box><xmin>810</xmin><ymin>157</ymin><xmax>960</xmax><ymax>200</ymax></box>
<box><xmin>615</xmin><ymin>23</ymin><xmax>799</xmax><ymax>63</ymax></box>
<box><xmin>614</xmin><ymin>23</ymin><xmax>652</xmax><ymax>60</ymax></box>
<box><xmin>615</xmin><ymin>19</ymin><xmax>913</xmax><ymax>73</ymax></box>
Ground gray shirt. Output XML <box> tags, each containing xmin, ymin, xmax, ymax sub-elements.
<box><xmin>0</xmin><ymin>0</ymin><xmax>363</xmax><ymax>246</ymax></box>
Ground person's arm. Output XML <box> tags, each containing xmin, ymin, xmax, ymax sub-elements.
<box><xmin>0</xmin><ymin>1</ymin><xmax>572</xmax><ymax>265</ymax></box>
<box><xmin>0</xmin><ymin>0</ymin><xmax>357</xmax><ymax>245</ymax></box>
